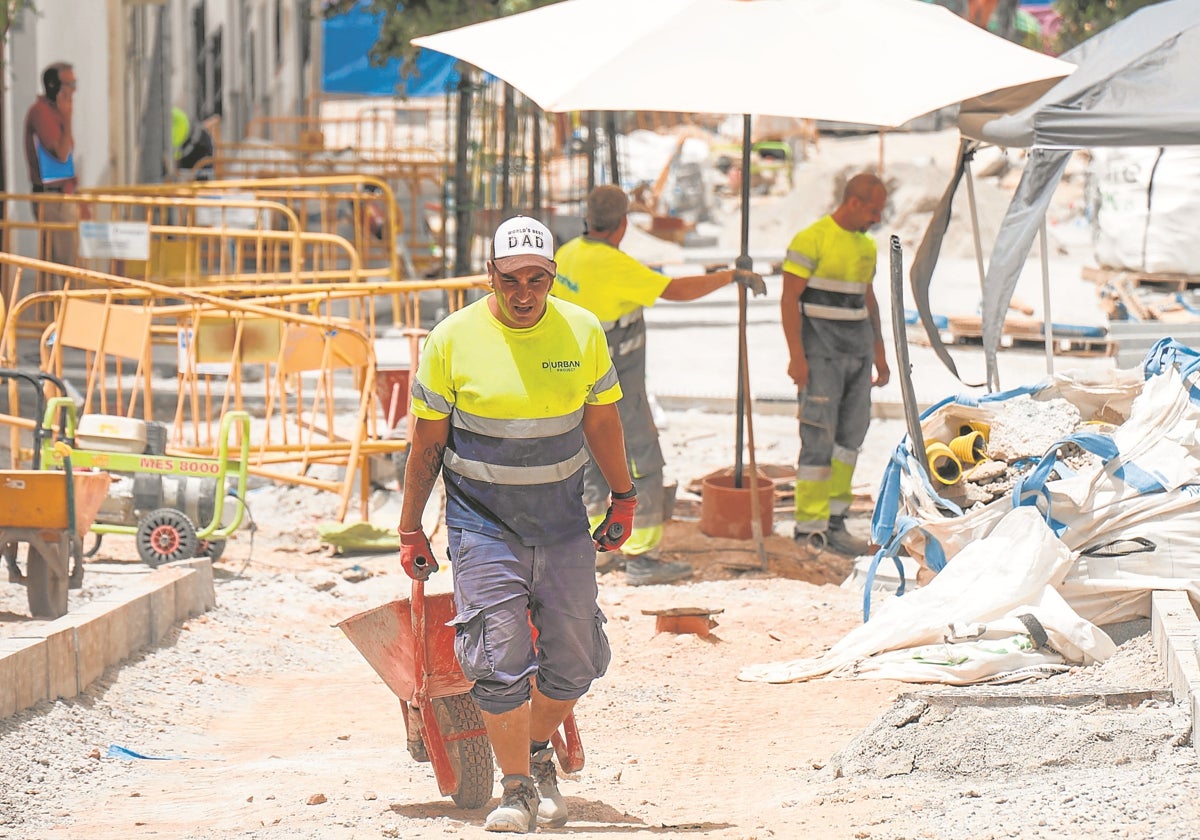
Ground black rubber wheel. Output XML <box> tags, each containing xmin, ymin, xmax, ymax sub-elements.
<box><xmin>26</xmin><ymin>546</ymin><xmax>68</xmax><ymax>619</ymax></box>
<box><xmin>431</xmin><ymin>693</ymin><xmax>494</xmax><ymax>810</ymax></box>
<box><xmin>136</xmin><ymin>508</ymin><xmax>198</xmax><ymax>568</ymax></box>
<box><xmin>195</xmin><ymin>539</ymin><xmax>227</xmax><ymax>563</ymax></box>
<box><xmin>83</xmin><ymin>532</ymin><xmax>103</xmax><ymax>558</ymax></box>
<box><xmin>68</xmin><ymin>534</ymin><xmax>84</xmax><ymax>589</ymax></box>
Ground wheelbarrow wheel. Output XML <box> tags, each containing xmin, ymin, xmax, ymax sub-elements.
<box><xmin>431</xmin><ymin>693</ymin><xmax>494</xmax><ymax>810</ymax></box>
<box><xmin>136</xmin><ymin>508</ymin><xmax>198</xmax><ymax>568</ymax></box>
<box><xmin>195</xmin><ymin>539</ymin><xmax>227</xmax><ymax>563</ymax></box>
<box><xmin>26</xmin><ymin>545</ymin><xmax>68</xmax><ymax>619</ymax></box>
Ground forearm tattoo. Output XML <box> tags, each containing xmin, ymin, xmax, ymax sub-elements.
<box><xmin>413</xmin><ymin>441</ymin><xmax>445</xmax><ymax>497</ymax></box>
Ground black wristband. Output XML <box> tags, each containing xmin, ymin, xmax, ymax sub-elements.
<box><xmin>611</xmin><ymin>485</ymin><xmax>637</xmax><ymax>500</ymax></box>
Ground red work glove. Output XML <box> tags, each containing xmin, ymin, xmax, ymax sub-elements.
<box><xmin>399</xmin><ymin>528</ymin><xmax>439</xmax><ymax>581</ymax></box>
<box><xmin>592</xmin><ymin>488</ymin><xmax>637</xmax><ymax>553</ymax></box>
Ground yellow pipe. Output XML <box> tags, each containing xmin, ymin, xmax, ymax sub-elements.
<box><xmin>926</xmin><ymin>441</ymin><xmax>963</xmax><ymax>485</ymax></box>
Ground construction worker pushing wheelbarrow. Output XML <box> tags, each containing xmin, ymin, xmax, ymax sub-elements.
<box><xmin>345</xmin><ymin>216</ymin><xmax>637</xmax><ymax>833</ymax></box>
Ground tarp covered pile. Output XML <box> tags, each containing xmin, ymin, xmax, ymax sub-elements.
<box><xmin>740</xmin><ymin>339</ymin><xmax>1200</xmax><ymax>685</ymax></box>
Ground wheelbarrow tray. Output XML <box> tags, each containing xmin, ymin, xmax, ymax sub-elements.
<box><xmin>338</xmin><ymin>592</ymin><xmax>473</xmax><ymax>702</ymax></box>
<box><xmin>0</xmin><ymin>470</ymin><xmax>110</xmax><ymax>536</ymax></box>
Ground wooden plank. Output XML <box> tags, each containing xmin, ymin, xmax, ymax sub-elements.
<box><xmin>1083</xmin><ymin>265</ymin><xmax>1200</xmax><ymax>290</ymax></box>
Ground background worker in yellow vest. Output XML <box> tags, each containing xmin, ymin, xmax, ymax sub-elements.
<box><xmin>554</xmin><ymin>185</ymin><xmax>766</xmax><ymax>585</ymax></box>
<box><xmin>781</xmin><ymin>173</ymin><xmax>890</xmax><ymax>555</ymax></box>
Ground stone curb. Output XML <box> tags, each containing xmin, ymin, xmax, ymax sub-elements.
<box><xmin>0</xmin><ymin>557</ymin><xmax>215</xmax><ymax>721</ymax></box>
<box><xmin>1149</xmin><ymin>590</ymin><xmax>1200</xmax><ymax>757</ymax></box>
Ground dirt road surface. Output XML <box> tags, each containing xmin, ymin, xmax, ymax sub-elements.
<box><xmin>4</xmin><ymin>410</ymin><xmax>1200</xmax><ymax>839</ymax></box>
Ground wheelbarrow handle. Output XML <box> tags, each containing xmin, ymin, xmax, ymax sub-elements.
<box><xmin>410</xmin><ymin>577</ymin><xmax>462</xmax><ymax>796</ymax></box>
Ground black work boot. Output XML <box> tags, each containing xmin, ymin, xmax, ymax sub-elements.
<box><xmin>625</xmin><ymin>556</ymin><xmax>693</xmax><ymax>586</ymax></box>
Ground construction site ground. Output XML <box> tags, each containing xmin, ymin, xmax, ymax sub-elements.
<box><xmin>2</xmin><ymin>408</ymin><xmax>1199</xmax><ymax>840</ymax></box>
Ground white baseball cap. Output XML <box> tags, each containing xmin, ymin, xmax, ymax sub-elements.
<box><xmin>492</xmin><ymin>215</ymin><xmax>556</xmax><ymax>274</ymax></box>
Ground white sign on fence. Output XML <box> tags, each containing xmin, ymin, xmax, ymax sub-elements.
<box><xmin>195</xmin><ymin>193</ymin><xmax>260</xmax><ymax>229</ymax></box>
<box><xmin>77</xmin><ymin>221</ymin><xmax>151</xmax><ymax>260</ymax></box>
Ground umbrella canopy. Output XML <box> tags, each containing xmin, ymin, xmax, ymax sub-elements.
<box><xmin>413</xmin><ymin>0</ymin><xmax>1072</xmax><ymax>127</ymax></box>
<box><xmin>414</xmin><ymin>0</ymin><xmax>1073</xmax><ymax>484</ymax></box>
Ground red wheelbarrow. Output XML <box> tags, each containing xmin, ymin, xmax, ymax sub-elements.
<box><xmin>338</xmin><ymin>578</ymin><xmax>586</xmax><ymax>809</ymax></box>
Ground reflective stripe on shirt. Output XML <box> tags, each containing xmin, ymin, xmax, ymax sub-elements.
<box><xmin>786</xmin><ymin>250</ymin><xmax>815</xmax><ymax>271</ymax></box>
<box><xmin>599</xmin><ymin>309</ymin><xmax>644</xmax><ymax>331</ymax></box>
<box><xmin>452</xmin><ymin>406</ymin><xmax>584</xmax><ymax>439</ymax></box>
<box><xmin>802</xmin><ymin>302</ymin><xmax>868</xmax><ymax>321</ymax></box>
<box><xmin>806</xmin><ymin>275</ymin><xmax>868</xmax><ymax>295</ymax></box>
<box><xmin>444</xmin><ymin>446</ymin><xmax>590</xmax><ymax>485</ymax></box>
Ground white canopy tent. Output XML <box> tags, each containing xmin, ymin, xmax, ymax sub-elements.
<box><xmin>911</xmin><ymin>0</ymin><xmax>1200</xmax><ymax>389</ymax></box>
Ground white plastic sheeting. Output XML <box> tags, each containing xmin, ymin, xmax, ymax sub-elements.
<box><xmin>741</xmin><ymin>342</ymin><xmax>1200</xmax><ymax>685</ymax></box>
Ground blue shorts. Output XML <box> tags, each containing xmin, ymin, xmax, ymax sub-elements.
<box><xmin>448</xmin><ymin>527</ymin><xmax>612</xmax><ymax>715</ymax></box>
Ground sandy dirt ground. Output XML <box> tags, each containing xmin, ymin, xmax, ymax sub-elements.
<box><xmin>4</xmin><ymin>130</ymin><xmax>1200</xmax><ymax>839</ymax></box>
<box><xmin>3</xmin><ymin>409</ymin><xmax>1199</xmax><ymax>840</ymax></box>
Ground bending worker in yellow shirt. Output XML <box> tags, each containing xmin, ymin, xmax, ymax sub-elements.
<box><xmin>554</xmin><ymin>185</ymin><xmax>765</xmax><ymax>586</ymax></box>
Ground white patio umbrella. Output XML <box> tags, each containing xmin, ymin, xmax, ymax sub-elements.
<box><xmin>414</xmin><ymin>0</ymin><xmax>1073</xmax><ymax>541</ymax></box>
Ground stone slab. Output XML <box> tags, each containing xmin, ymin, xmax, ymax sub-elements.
<box><xmin>0</xmin><ymin>637</ymin><xmax>48</xmax><ymax>719</ymax></box>
<box><xmin>0</xmin><ymin>558</ymin><xmax>217</xmax><ymax>720</ymax></box>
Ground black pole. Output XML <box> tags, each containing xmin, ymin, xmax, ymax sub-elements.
<box><xmin>453</xmin><ymin>66</ymin><xmax>473</xmax><ymax>278</ymax></box>
<box><xmin>734</xmin><ymin>114</ymin><xmax>752</xmax><ymax>487</ymax></box>
<box><xmin>532</xmin><ymin>108</ymin><xmax>542</xmax><ymax>222</ymax></box>
<box><xmin>605</xmin><ymin>112</ymin><xmax>619</xmax><ymax>186</ymax></box>
<box><xmin>501</xmin><ymin>83</ymin><xmax>515</xmax><ymax>214</ymax></box>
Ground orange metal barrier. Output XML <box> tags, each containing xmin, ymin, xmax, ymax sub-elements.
<box><xmin>247</xmin><ymin>101</ymin><xmax>447</xmax><ymax>153</ymax></box>
<box><xmin>0</xmin><ymin>192</ymin><xmax>367</xmax><ymax>344</ymax></box>
<box><xmin>84</xmin><ymin>175</ymin><xmax>424</xmax><ymax>284</ymax></box>
<box><xmin>0</xmin><ymin>254</ymin><xmax>487</xmax><ymax>520</ymax></box>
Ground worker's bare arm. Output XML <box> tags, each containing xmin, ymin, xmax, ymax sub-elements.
<box><xmin>781</xmin><ymin>270</ymin><xmax>810</xmax><ymax>389</ymax></box>
<box><xmin>582</xmin><ymin>402</ymin><xmax>633</xmax><ymax>494</ymax></box>
<box><xmin>398</xmin><ymin>416</ymin><xmax>450</xmax><ymax>532</ymax></box>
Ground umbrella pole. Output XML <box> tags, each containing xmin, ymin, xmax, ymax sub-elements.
<box><xmin>738</xmin><ymin>281</ymin><xmax>770</xmax><ymax>570</ymax></box>
<box><xmin>734</xmin><ymin>114</ymin><xmax>752</xmax><ymax>488</ymax></box>
<box><xmin>733</xmin><ymin>113</ymin><xmax>767</xmax><ymax>565</ymax></box>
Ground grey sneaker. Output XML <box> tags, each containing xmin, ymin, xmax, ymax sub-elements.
<box><xmin>625</xmin><ymin>556</ymin><xmax>693</xmax><ymax>586</ymax></box>
<box><xmin>484</xmin><ymin>774</ymin><xmax>538</xmax><ymax>834</ymax></box>
<box><xmin>829</xmin><ymin>514</ymin><xmax>847</xmax><ymax>531</ymax></box>
<box><xmin>531</xmin><ymin>746</ymin><xmax>568</xmax><ymax>827</ymax></box>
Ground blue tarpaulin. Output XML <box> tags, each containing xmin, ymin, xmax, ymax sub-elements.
<box><xmin>323</xmin><ymin>2</ymin><xmax>458</xmax><ymax>97</ymax></box>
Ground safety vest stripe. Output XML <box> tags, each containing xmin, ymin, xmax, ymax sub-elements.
<box><xmin>786</xmin><ymin>250</ymin><xmax>815</xmax><ymax>270</ymax></box>
<box><xmin>593</xmin><ymin>364</ymin><xmax>620</xmax><ymax>396</ymax></box>
<box><xmin>806</xmin><ymin>275</ymin><xmax>868</xmax><ymax>295</ymax></box>
<box><xmin>615</xmin><ymin>333</ymin><xmax>645</xmax><ymax>358</ymax></box>
<box><xmin>443</xmin><ymin>446</ymin><xmax>590</xmax><ymax>485</ymax></box>
<box><xmin>451</xmin><ymin>406</ymin><xmax>584</xmax><ymax>439</ymax></box>
<box><xmin>599</xmin><ymin>309</ymin><xmax>644</xmax><ymax>331</ymax></box>
<box><xmin>411</xmin><ymin>380</ymin><xmax>452</xmax><ymax>415</ymax></box>
<box><xmin>803</xmin><ymin>302</ymin><xmax>868</xmax><ymax>321</ymax></box>
<box><xmin>832</xmin><ymin>444</ymin><xmax>860</xmax><ymax>466</ymax></box>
